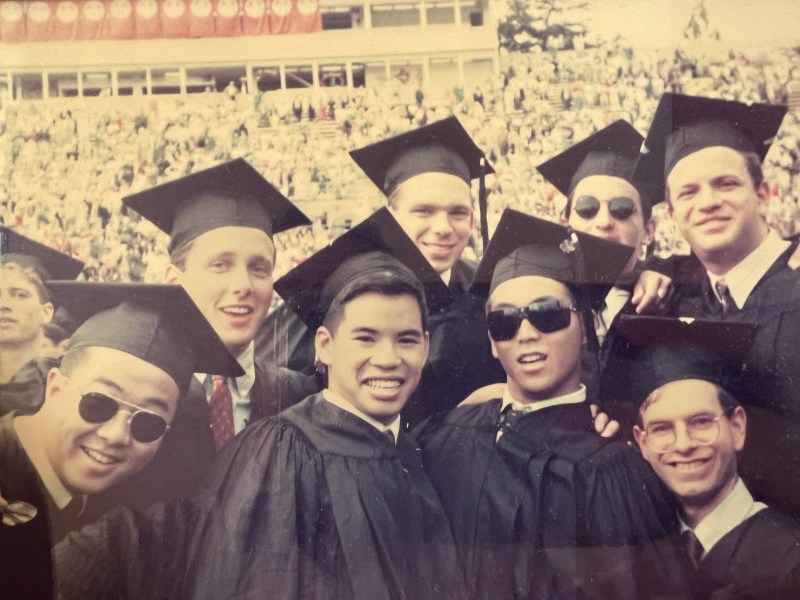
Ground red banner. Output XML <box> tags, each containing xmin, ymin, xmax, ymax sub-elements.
<box><xmin>0</xmin><ymin>0</ymin><xmax>320</xmax><ymax>41</ymax></box>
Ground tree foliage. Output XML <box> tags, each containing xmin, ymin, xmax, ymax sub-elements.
<box><xmin>498</xmin><ymin>0</ymin><xmax>590</xmax><ymax>53</ymax></box>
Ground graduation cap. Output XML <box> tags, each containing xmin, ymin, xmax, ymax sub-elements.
<box><xmin>470</xmin><ymin>209</ymin><xmax>634</xmax><ymax>312</ymax></box>
<box><xmin>45</xmin><ymin>282</ymin><xmax>244</xmax><ymax>396</ymax></box>
<box><xmin>349</xmin><ymin>116</ymin><xmax>495</xmax><ymax>247</ymax></box>
<box><xmin>638</xmin><ymin>93</ymin><xmax>788</xmax><ymax>198</ymax></box>
<box><xmin>122</xmin><ymin>158</ymin><xmax>311</xmax><ymax>254</ymax></box>
<box><xmin>0</xmin><ymin>227</ymin><xmax>84</xmax><ymax>281</ymax></box>
<box><xmin>536</xmin><ymin>120</ymin><xmax>658</xmax><ymax>216</ymax></box>
<box><xmin>614</xmin><ymin>315</ymin><xmax>757</xmax><ymax>407</ymax></box>
<box><xmin>274</xmin><ymin>207</ymin><xmax>453</xmax><ymax>331</ymax></box>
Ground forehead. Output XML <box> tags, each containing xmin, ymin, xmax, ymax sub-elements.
<box><xmin>187</xmin><ymin>226</ymin><xmax>275</xmax><ymax>259</ymax></box>
<box><xmin>643</xmin><ymin>379</ymin><xmax>722</xmax><ymax>421</ymax></box>
<box><xmin>339</xmin><ymin>291</ymin><xmax>423</xmax><ymax>329</ymax></box>
<box><xmin>667</xmin><ymin>146</ymin><xmax>749</xmax><ymax>187</ymax></box>
<box><xmin>572</xmin><ymin>175</ymin><xmax>641</xmax><ymax>204</ymax></box>
<box><xmin>489</xmin><ymin>275</ymin><xmax>573</xmax><ymax>307</ymax></box>
<box><xmin>392</xmin><ymin>172</ymin><xmax>471</xmax><ymax>208</ymax></box>
<box><xmin>1</xmin><ymin>264</ymin><xmax>40</xmax><ymax>290</ymax></box>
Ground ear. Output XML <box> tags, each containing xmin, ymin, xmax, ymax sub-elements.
<box><xmin>421</xmin><ymin>331</ymin><xmax>431</xmax><ymax>365</ymax></box>
<box><xmin>44</xmin><ymin>367</ymin><xmax>65</xmax><ymax>407</ymax></box>
<box><xmin>468</xmin><ymin>208</ymin><xmax>475</xmax><ymax>231</ymax></box>
<box><xmin>633</xmin><ymin>424</ymin><xmax>648</xmax><ymax>457</ymax></box>
<box><xmin>41</xmin><ymin>301</ymin><xmax>55</xmax><ymax>325</ymax></box>
<box><xmin>488</xmin><ymin>330</ymin><xmax>499</xmax><ymax>359</ymax></box>
<box><xmin>164</xmin><ymin>263</ymin><xmax>182</xmax><ymax>285</ymax></box>
<box><xmin>755</xmin><ymin>180</ymin><xmax>770</xmax><ymax>217</ymax></box>
<box><xmin>642</xmin><ymin>217</ymin><xmax>656</xmax><ymax>247</ymax></box>
<box><xmin>315</xmin><ymin>326</ymin><xmax>334</xmax><ymax>368</ymax></box>
<box><xmin>729</xmin><ymin>405</ymin><xmax>747</xmax><ymax>452</ymax></box>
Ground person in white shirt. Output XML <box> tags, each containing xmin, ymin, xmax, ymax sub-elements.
<box><xmin>639</xmin><ymin>93</ymin><xmax>800</xmax><ymax>518</ymax></box>
<box><xmin>623</xmin><ymin>315</ymin><xmax>800</xmax><ymax>600</ymax></box>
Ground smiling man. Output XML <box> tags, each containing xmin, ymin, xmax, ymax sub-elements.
<box><xmin>0</xmin><ymin>282</ymin><xmax>240</xmax><ymax>600</ymax></box>
<box><xmin>97</xmin><ymin>159</ymin><xmax>316</xmax><ymax>514</ymax></box>
<box><xmin>617</xmin><ymin>315</ymin><xmax>800</xmax><ymax>599</ymax></box>
<box><xmin>639</xmin><ymin>93</ymin><xmax>800</xmax><ymax>517</ymax></box>
<box><xmin>417</xmin><ymin>209</ymin><xmax>690</xmax><ymax>600</ymax></box>
<box><xmin>54</xmin><ymin>223</ymin><xmax>466</xmax><ymax>600</ymax></box>
<box><xmin>0</xmin><ymin>228</ymin><xmax>84</xmax><ymax>414</ymax></box>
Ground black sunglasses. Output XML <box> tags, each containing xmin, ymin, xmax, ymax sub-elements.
<box><xmin>573</xmin><ymin>195</ymin><xmax>637</xmax><ymax>221</ymax></box>
<box><xmin>78</xmin><ymin>392</ymin><xmax>170</xmax><ymax>444</ymax></box>
<box><xmin>487</xmin><ymin>299</ymin><xmax>578</xmax><ymax>341</ymax></box>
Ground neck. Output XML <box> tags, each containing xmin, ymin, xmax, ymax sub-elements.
<box><xmin>0</xmin><ymin>340</ymin><xmax>40</xmax><ymax>384</ymax></box>
<box><xmin>507</xmin><ymin>378</ymin><xmax>581</xmax><ymax>405</ymax></box>
<box><xmin>699</xmin><ymin>230</ymin><xmax>768</xmax><ymax>277</ymax></box>
<box><xmin>680</xmin><ymin>474</ymin><xmax>738</xmax><ymax>529</ymax></box>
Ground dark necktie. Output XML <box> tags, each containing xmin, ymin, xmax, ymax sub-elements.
<box><xmin>382</xmin><ymin>429</ymin><xmax>395</xmax><ymax>445</ymax></box>
<box><xmin>209</xmin><ymin>375</ymin><xmax>235</xmax><ymax>451</ymax></box>
<box><xmin>681</xmin><ymin>529</ymin><xmax>704</xmax><ymax>568</ymax></box>
<box><xmin>714</xmin><ymin>280</ymin><xmax>735</xmax><ymax>317</ymax></box>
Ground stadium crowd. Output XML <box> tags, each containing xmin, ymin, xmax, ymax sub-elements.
<box><xmin>2</xmin><ymin>43</ymin><xmax>800</xmax><ymax>286</ymax></box>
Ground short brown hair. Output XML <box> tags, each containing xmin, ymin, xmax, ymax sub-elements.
<box><xmin>2</xmin><ymin>262</ymin><xmax>51</xmax><ymax>303</ymax></box>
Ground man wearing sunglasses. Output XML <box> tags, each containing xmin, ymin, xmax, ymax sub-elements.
<box><xmin>0</xmin><ymin>282</ymin><xmax>241</xmax><ymax>600</ymax></box>
<box><xmin>618</xmin><ymin>316</ymin><xmax>800</xmax><ymax>599</ymax></box>
<box><xmin>417</xmin><ymin>210</ymin><xmax>690</xmax><ymax>600</ymax></box>
<box><xmin>638</xmin><ymin>93</ymin><xmax>800</xmax><ymax>519</ymax></box>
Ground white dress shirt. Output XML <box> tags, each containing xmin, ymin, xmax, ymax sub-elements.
<box><xmin>708</xmin><ymin>231</ymin><xmax>790</xmax><ymax>310</ymax></box>
<box><xmin>680</xmin><ymin>477</ymin><xmax>767</xmax><ymax>558</ymax></box>
<box><xmin>196</xmin><ymin>341</ymin><xmax>256</xmax><ymax>434</ymax></box>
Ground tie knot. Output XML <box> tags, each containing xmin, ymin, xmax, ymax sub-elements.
<box><xmin>681</xmin><ymin>529</ymin><xmax>704</xmax><ymax>567</ymax></box>
<box><xmin>212</xmin><ymin>375</ymin><xmax>228</xmax><ymax>389</ymax></box>
<box><xmin>714</xmin><ymin>279</ymin><xmax>735</xmax><ymax>316</ymax></box>
<box><xmin>382</xmin><ymin>429</ymin><xmax>395</xmax><ymax>445</ymax></box>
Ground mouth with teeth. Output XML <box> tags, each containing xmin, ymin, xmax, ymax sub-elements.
<box><xmin>518</xmin><ymin>353</ymin><xmax>546</xmax><ymax>365</ymax></box>
<box><xmin>363</xmin><ymin>378</ymin><xmax>404</xmax><ymax>397</ymax></box>
<box><xmin>81</xmin><ymin>445</ymin><xmax>122</xmax><ymax>467</ymax></box>
<box><xmin>667</xmin><ymin>458</ymin><xmax>711</xmax><ymax>474</ymax></box>
<box><xmin>421</xmin><ymin>241</ymin><xmax>455</xmax><ymax>257</ymax></box>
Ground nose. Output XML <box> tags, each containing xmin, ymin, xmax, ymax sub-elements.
<box><xmin>95</xmin><ymin>412</ymin><xmax>133</xmax><ymax>446</ymax></box>
<box><xmin>695</xmin><ymin>185</ymin><xmax>723</xmax><ymax>212</ymax></box>
<box><xmin>516</xmin><ymin>317</ymin><xmax>542</xmax><ymax>342</ymax></box>
<box><xmin>228</xmin><ymin>264</ymin><xmax>254</xmax><ymax>295</ymax></box>
<box><xmin>430</xmin><ymin>210</ymin><xmax>454</xmax><ymax>236</ymax></box>
<box><xmin>370</xmin><ymin>339</ymin><xmax>402</xmax><ymax>369</ymax></box>
<box><xmin>593</xmin><ymin>203</ymin><xmax>614</xmax><ymax>229</ymax></box>
<box><xmin>671</xmin><ymin>422</ymin><xmax>698</xmax><ymax>454</ymax></box>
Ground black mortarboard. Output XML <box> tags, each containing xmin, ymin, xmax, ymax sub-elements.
<box><xmin>0</xmin><ymin>227</ymin><xmax>84</xmax><ymax>281</ymax></box>
<box><xmin>614</xmin><ymin>315</ymin><xmax>757</xmax><ymax>407</ymax></box>
<box><xmin>349</xmin><ymin>116</ymin><xmax>493</xmax><ymax>194</ymax></box>
<box><xmin>470</xmin><ymin>209</ymin><xmax>634</xmax><ymax>312</ymax></box>
<box><xmin>45</xmin><ymin>282</ymin><xmax>243</xmax><ymax>397</ymax></box>
<box><xmin>639</xmin><ymin>93</ymin><xmax>788</xmax><ymax>197</ymax></box>
<box><xmin>536</xmin><ymin>120</ymin><xmax>658</xmax><ymax>211</ymax></box>
<box><xmin>274</xmin><ymin>208</ymin><xmax>452</xmax><ymax>331</ymax></box>
<box><xmin>122</xmin><ymin>158</ymin><xmax>311</xmax><ymax>254</ymax></box>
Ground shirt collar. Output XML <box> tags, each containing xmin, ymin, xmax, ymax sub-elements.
<box><xmin>501</xmin><ymin>384</ymin><xmax>586</xmax><ymax>414</ymax></box>
<box><xmin>195</xmin><ymin>340</ymin><xmax>256</xmax><ymax>397</ymax></box>
<box><xmin>440</xmin><ymin>268</ymin><xmax>452</xmax><ymax>286</ymax></box>
<box><xmin>679</xmin><ymin>478</ymin><xmax>767</xmax><ymax>557</ymax></box>
<box><xmin>322</xmin><ymin>389</ymin><xmax>401</xmax><ymax>444</ymax></box>
<box><xmin>707</xmin><ymin>231</ymin><xmax>789</xmax><ymax>309</ymax></box>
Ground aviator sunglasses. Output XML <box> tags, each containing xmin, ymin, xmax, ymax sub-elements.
<box><xmin>63</xmin><ymin>375</ymin><xmax>170</xmax><ymax>443</ymax></box>
<box><xmin>573</xmin><ymin>195</ymin><xmax>637</xmax><ymax>221</ymax></box>
<box><xmin>487</xmin><ymin>299</ymin><xmax>578</xmax><ymax>341</ymax></box>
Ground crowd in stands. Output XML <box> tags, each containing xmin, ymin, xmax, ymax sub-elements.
<box><xmin>2</xmin><ymin>43</ymin><xmax>800</xmax><ymax>289</ymax></box>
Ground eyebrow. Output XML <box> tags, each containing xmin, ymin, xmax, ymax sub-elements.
<box><xmin>350</xmin><ymin>326</ymin><xmax>423</xmax><ymax>338</ymax></box>
<box><xmin>92</xmin><ymin>377</ymin><xmax>171</xmax><ymax>413</ymax></box>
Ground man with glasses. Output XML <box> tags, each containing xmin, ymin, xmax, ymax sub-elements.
<box><xmin>0</xmin><ymin>282</ymin><xmax>241</xmax><ymax>600</ymax></box>
<box><xmin>417</xmin><ymin>209</ymin><xmax>690</xmax><ymax>599</ymax></box>
<box><xmin>639</xmin><ymin>93</ymin><xmax>800</xmax><ymax>517</ymax></box>
<box><xmin>618</xmin><ymin>316</ymin><xmax>800</xmax><ymax>599</ymax></box>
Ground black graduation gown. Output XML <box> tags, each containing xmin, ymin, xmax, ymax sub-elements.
<box><xmin>0</xmin><ymin>414</ymin><xmax>54</xmax><ymax>600</ymax></box>
<box><xmin>417</xmin><ymin>400</ymin><xmax>691</xmax><ymax>600</ymax></box>
<box><xmin>0</xmin><ymin>357</ymin><xmax>56</xmax><ymax>417</ymax></box>
<box><xmin>670</xmin><ymin>243</ymin><xmax>800</xmax><ymax>517</ymax></box>
<box><xmin>257</xmin><ymin>259</ymin><xmax>504</xmax><ymax>428</ymax></box>
<box><xmin>691</xmin><ymin>508</ymin><xmax>800</xmax><ymax>599</ymax></box>
<box><xmin>83</xmin><ymin>360</ymin><xmax>316</xmax><ymax>521</ymax></box>
<box><xmin>55</xmin><ymin>394</ymin><xmax>467</xmax><ymax>600</ymax></box>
